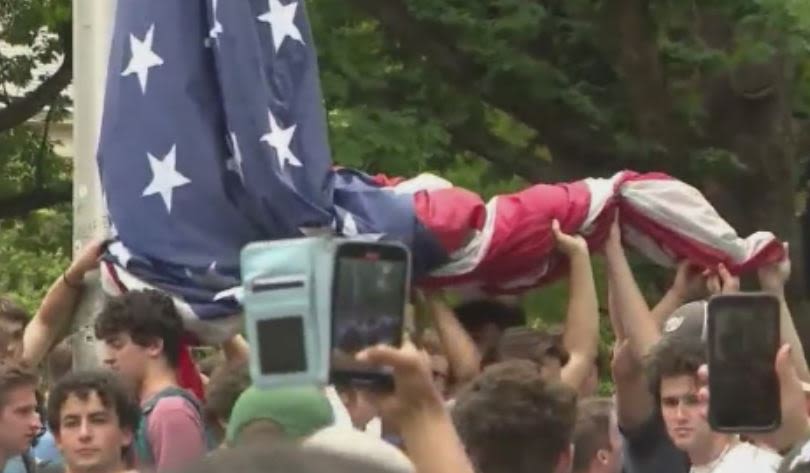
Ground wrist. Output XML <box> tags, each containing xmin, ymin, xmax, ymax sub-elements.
<box><xmin>665</xmin><ymin>288</ymin><xmax>687</xmax><ymax>304</ymax></box>
<box><xmin>63</xmin><ymin>267</ymin><xmax>84</xmax><ymax>288</ymax></box>
<box><xmin>398</xmin><ymin>399</ymin><xmax>450</xmax><ymax>434</ymax></box>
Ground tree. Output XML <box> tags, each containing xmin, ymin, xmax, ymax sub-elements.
<box><xmin>307</xmin><ymin>0</ymin><xmax>810</xmax><ymax>339</ymax></box>
<box><xmin>0</xmin><ymin>0</ymin><xmax>72</xmax><ymax>309</ymax></box>
<box><xmin>0</xmin><ymin>0</ymin><xmax>72</xmax><ymax>219</ymax></box>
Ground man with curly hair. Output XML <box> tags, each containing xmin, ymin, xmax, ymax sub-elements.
<box><xmin>94</xmin><ymin>290</ymin><xmax>207</xmax><ymax>472</ymax></box>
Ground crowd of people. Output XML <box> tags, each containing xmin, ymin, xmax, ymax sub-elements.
<box><xmin>0</xmin><ymin>220</ymin><xmax>810</xmax><ymax>473</ymax></box>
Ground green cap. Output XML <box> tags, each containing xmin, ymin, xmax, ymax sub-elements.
<box><xmin>226</xmin><ymin>385</ymin><xmax>334</xmax><ymax>445</ymax></box>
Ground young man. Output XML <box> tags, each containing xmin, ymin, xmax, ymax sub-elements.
<box><xmin>46</xmin><ymin>370</ymin><xmax>141</xmax><ymax>473</ymax></box>
<box><xmin>0</xmin><ymin>362</ymin><xmax>42</xmax><ymax>473</ymax></box>
<box><xmin>647</xmin><ymin>336</ymin><xmax>781</xmax><ymax>472</ymax></box>
<box><xmin>572</xmin><ymin>398</ymin><xmax>623</xmax><ymax>473</ymax></box>
<box><xmin>94</xmin><ymin>290</ymin><xmax>207</xmax><ymax>472</ymax></box>
<box><xmin>0</xmin><ymin>298</ymin><xmax>29</xmax><ymax>360</ymax></box>
<box><xmin>452</xmin><ymin>360</ymin><xmax>577</xmax><ymax>473</ymax></box>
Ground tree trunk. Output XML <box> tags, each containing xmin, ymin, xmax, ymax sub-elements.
<box><xmin>698</xmin><ymin>56</ymin><xmax>810</xmax><ymax>348</ymax></box>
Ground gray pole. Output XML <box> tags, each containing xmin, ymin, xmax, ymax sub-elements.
<box><xmin>70</xmin><ymin>0</ymin><xmax>117</xmax><ymax>369</ymax></box>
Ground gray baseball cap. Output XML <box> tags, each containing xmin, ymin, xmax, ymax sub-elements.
<box><xmin>661</xmin><ymin>301</ymin><xmax>708</xmax><ymax>344</ymax></box>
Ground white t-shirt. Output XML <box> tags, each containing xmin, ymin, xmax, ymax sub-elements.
<box><xmin>690</xmin><ymin>442</ymin><xmax>781</xmax><ymax>473</ymax></box>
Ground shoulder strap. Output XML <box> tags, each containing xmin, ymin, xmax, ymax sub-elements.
<box><xmin>22</xmin><ymin>452</ymin><xmax>36</xmax><ymax>473</ymax></box>
<box><xmin>135</xmin><ymin>387</ymin><xmax>207</xmax><ymax>467</ymax></box>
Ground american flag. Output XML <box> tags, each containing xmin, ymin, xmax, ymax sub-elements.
<box><xmin>97</xmin><ymin>0</ymin><xmax>449</xmax><ymax>338</ymax></box>
<box><xmin>98</xmin><ymin>1</ymin><xmax>784</xmax><ymax>341</ymax></box>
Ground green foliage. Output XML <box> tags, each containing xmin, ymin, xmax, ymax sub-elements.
<box><xmin>2</xmin><ymin>0</ymin><xmax>810</xmax><ymax>347</ymax></box>
<box><xmin>0</xmin><ymin>206</ymin><xmax>70</xmax><ymax>314</ymax></box>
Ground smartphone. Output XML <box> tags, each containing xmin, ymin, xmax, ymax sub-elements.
<box><xmin>707</xmin><ymin>293</ymin><xmax>781</xmax><ymax>432</ymax></box>
<box><xmin>330</xmin><ymin>241</ymin><xmax>410</xmax><ymax>390</ymax></box>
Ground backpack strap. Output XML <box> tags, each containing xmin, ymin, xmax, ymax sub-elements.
<box><xmin>21</xmin><ymin>452</ymin><xmax>37</xmax><ymax>473</ymax></box>
<box><xmin>134</xmin><ymin>387</ymin><xmax>205</xmax><ymax>467</ymax></box>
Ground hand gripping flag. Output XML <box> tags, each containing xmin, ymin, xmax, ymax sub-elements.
<box><xmin>97</xmin><ymin>0</ymin><xmax>785</xmax><ymax>342</ymax></box>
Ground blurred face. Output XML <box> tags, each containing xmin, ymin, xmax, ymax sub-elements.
<box><xmin>475</xmin><ymin>324</ymin><xmax>503</xmax><ymax>358</ymax></box>
<box><xmin>341</xmin><ymin>388</ymin><xmax>377</xmax><ymax>430</ymax></box>
<box><xmin>0</xmin><ymin>318</ymin><xmax>25</xmax><ymax>359</ymax></box>
<box><xmin>660</xmin><ymin>375</ymin><xmax>712</xmax><ymax>454</ymax></box>
<box><xmin>55</xmin><ymin>392</ymin><xmax>131</xmax><ymax>473</ymax></box>
<box><xmin>0</xmin><ymin>385</ymin><xmax>41</xmax><ymax>456</ymax></box>
<box><xmin>100</xmin><ymin>333</ymin><xmax>150</xmax><ymax>387</ymax></box>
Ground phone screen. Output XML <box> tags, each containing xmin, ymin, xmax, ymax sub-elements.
<box><xmin>707</xmin><ymin>294</ymin><xmax>780</xmax><ymax>432</ymax></box>
<box><xmin>330</xmin><ymin>243</ymin><xmax>409</xmax><ymax>387</ymax></box>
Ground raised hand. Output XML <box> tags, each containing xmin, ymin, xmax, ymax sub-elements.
<box><xmin>705</xmin><ymin>263</ymin><xmax>739</xmax><ymax>295</ymax></box>
<box><xmin>551</xmin><ymin>219</ymin><xmax>588</xmax><ymax>257</ymax></box>
<box><xmin>65</xmin><ymin>239</ymin><xmax>106</xmax><ymax>285</ymax></box>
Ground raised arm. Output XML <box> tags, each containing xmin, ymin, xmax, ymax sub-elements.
<box><xmin>22</xmin><ymin>240</ymin><xmax>104</xmax><ymax>367</ymax></box>
<box><xmin>758</xmin><ymin>253</ymin><xmax>810</xmax><ymax>383</ymax></box>
<box><xmin>603</xmin><ymin>222</ymin><xmax>660</xmax><ymax>360</ymax></box>
<box><xmin>552</xmin><ymin>220</ymin><xmax>600</xmax><ymax>392</ymax></box>
<box><xmin>422</xmin><ymin>293</ymin><xmax>481</xmax><ymax>391</ymax></box>
<box><xmin>650</xmin><ymin>262</ymin><xmax>707</xmax><ymax>327</ymax></box>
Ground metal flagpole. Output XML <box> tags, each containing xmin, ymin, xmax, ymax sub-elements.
<box><xmin>70</xmin><ymin>0</ymin><xmax>117</xmax><ymax>369</ymax></box>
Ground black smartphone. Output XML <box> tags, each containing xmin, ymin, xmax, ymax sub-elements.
<box><xmin>707</xmin><ymin>293</ymin><xmax>781</xmax><ymax>432</ymax></box>
<box><xmin>329</xmin><ymin>241</ymin><xmax>410</xmax><ymax>390</ymax></box>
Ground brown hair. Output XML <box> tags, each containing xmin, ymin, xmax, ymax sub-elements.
<box><xmin>572</xmin><ymin>397</ymin><xmax>614</xmax><ymax>472</ymax></box>
<box><xmin>645</xmin><ymin>337</ymin><xmax>706</xmax><ymax>402</ymax></box>
<box><xmin>496</xmin><ymin>326</ymin><xmax>570</xmax><ymax>367</ymax></box>
<box><xmin>94</xmin><ymin>290</ymin><xmax>184</xmax><ymax>367</ymax></box>
<box><xmin>0</xmin><ymin>297</ymin><xmax>29</xmax><ymax>328</ymax></box>
<box><xmin>452</xmin><ymin>360</ymin><xmax>577</xmax><ymax>473</ymax></box>
<box><xmin>0</xmin><ymin>361</ymin><xmax>38</xmax><ymax>408</ymax></box>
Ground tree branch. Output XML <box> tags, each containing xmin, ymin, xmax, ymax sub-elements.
<box><xmin>0</xmin><ymin>23</ymin><xmax>73</xmax><ymax>132</ymax></box>
<box><xmin>345</xmin><ymin>0</ymin><xmax>621</xmax><ymax>173</ymax></box>
<box><xmin>0</xmin><ymin>184</ymin><xmax>72</xmax><ymax>220</ymax></box>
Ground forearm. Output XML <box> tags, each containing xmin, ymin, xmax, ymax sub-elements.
<box><xmin>22</xmin><ymin>273</ymin><xmax>82</xmax><ymax>366</ymax></box>
<box><xmin>604</xmin><ymin>243</ymin><xmax>660</xmax><ymax>358</ymax></box>
<box><xmin>775</xmin><ymin>293</ymin><xmax>810</xmax><ymax>382</ymax></box>
<box><xmin>429</xmin><ymin>299</ymin><xmax>481</xmax><ymax>385</ymax></box>
<box><xmin>608</xmin><ymin>285</ymin><xmax>626</xmax><ymax>341</ymax></box>
<box><xmin>399</xmin><ymin>407</ymin><xmax>476</xmax><ymax>473</ymax></box>
<box><xmin>561</xmin><ymin>251</ymin><xmax>599</xmax><ymax>389</ymax></box>
<box><xmin>650</xmin><ymin>289</ymin><xmax>684</xmax><ymax>328</ymax></box>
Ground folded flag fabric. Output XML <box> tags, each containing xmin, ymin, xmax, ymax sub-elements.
<box><xmin>96</xmin><ymin>0</ymin><xmax>784</xmax><ymax>342</ymax></box>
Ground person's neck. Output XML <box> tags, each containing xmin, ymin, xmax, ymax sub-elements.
<box><xmin>689</xmin><ymin>433</ymin><xmax>734</xmax><ymax>466</ymax></box>
<box><xmin>139</xmin><ymin>364</ymin><xmax>179</xmax><ymax>402</ymax></box>
<box><xmin>0</xmin><ymin>448</ymin><xmax>11</xmax><ymax>473</ymax></box>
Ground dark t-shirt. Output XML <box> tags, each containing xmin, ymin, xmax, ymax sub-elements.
<box><xmin>621</xmin><ymin>411</ymin><xmax>689</xmax><ymax>473</ymax></box>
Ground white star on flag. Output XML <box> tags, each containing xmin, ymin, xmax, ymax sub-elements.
<box><xmin>257</xmin><ymin>0</ymin><xmax>304</xmax><ymax>52</ymax></box>
<box><xmin>225</xmin><ymin>132</ymin><xmax>244</xmax><ymax>182</ymax></box>
<box><xmin>142</xmin><ymin>145</ymin><xmax>191</xmax><ymax>213</ymax></box>
<box><xmin>340</xmin><ymin>211</ymin><xmax>384</xmax><ymax>241</ymax></box>
<box><xmin>108</xmin><ymin>241</ymin><xmax>133</xmax><ymax>268</ymax></box>
<box><xmin>207</xmin><ymin>0</ymin><xmax>223</xmax><ymax>46</ymax></box>
<box><xmin>121</xmin><ymin>24</ymin><xmax>164</xmax><ymax>94</ymax></box>
<box><xmin>261</xmin><ymin>109</ymin><xmax>302</xmax><ymax>169</ymax></box>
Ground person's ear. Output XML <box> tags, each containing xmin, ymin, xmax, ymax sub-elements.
<box><xmin>597</xmin><ymin>448</ymin><xmax>610</xmax><ymax>465</ymax></box>
<box><xmin>145</xmin><ymin>337</ymin><xmax>165</xmax><ymax>359</ymax></box>
<box><xmin>121</xmin><ymin>428</ymin><xmax>134</xmax><ymax>449</ymax></box>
